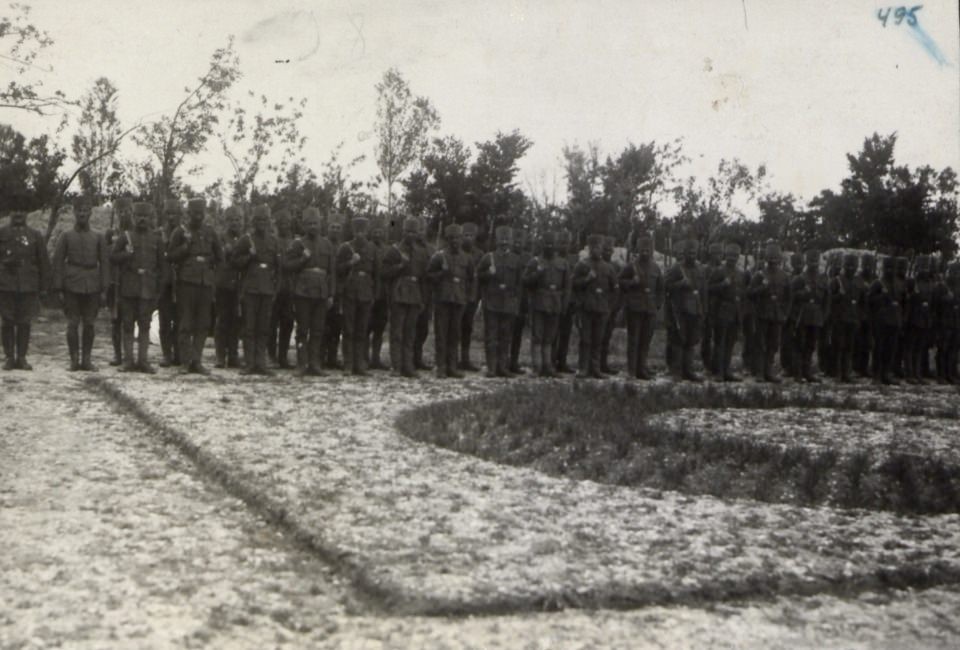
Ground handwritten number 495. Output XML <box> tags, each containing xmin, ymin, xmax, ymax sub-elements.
<box><xmin>877</xmin><ymin>5</ymin><xmax>923</xmax><ymax>27</ymax></box>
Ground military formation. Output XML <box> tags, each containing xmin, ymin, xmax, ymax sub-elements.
<box><xmin>2</xmin><ymin>198</ymin><xmax>960</xmax><ymax>387</ymax></box>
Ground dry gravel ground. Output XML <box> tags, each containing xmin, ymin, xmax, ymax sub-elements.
<box><xmin>2</xmin><ymin>311</ymin><xmax>960</xmax><ymax>648</ymax></box>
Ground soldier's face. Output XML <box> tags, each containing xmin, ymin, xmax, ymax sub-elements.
<box><xmin>328</xmin><ymin>224</ymin><xmax>342</xmax><ymax>239</ymax></box>
<box><xmin>275</xmin><ymin>218</ymin><xmax>291</xmax><ymax>237</ymax></box>
<box><xmin>768</xmin><ymin>258</ymin><xmax>781</xmax><ymax>270</ymax></box>
<box><xmin>843</xmin><ymin>261</ymin><xmax>857</xmax><ymax>276</ymax></box>
<box><xmin>448</xmin><ymin>234</ymin><xmax>462</xmax><ymax>250</ymax></box>
<box><xmin>253</xmin><ymin>214</ymin><xmax>268</xmax><ymax>233</ymax></box>
<box><xmin>497</xmin><ymin>240</ymin><xmax>510</xmax><ymax>253</ymax></box>
<box><xmin>304</xmin><ymin>217</ymin><xmax>320</xmax><ymax>237</ymax></box>
<box><xmin>589</xmin><ymin>243</ymin><xmax>601</xmax><ymax>260</ymax></box>
<box><xmin>165</xmin><ymin>210</ymin><xmax>181</xmax><ymax>227</ymax></box>
<box><xmin>725</xmin><ymin>252</ymin><xmax>738</xmax><ymax>267</ymax></box>
<box><xmin>75</xmin><ymin>207</ymin><xmax>91</xmax><ymax>228</ymax></box>
<box><xmin>188</xmin><ymin>208</ymin><xmax>204</xmax><ymax>228</ymax></box>
<box><xmin>371</xmin><ymin>229</ymin><xmax>384</xmax><ymax>244</ymax></box>
<box><xmin>543</xmin><ymin>244</ymin><xmax>555</xmax><ymax>257</ymax></box>
<box><xmin>462</xmin><ymin>233</ymin><xmax>475</xmax><ymax>249</ymax></box>
<box><xmin>226</xmin><ymin>216</ymin><xmax>242</xmax><ymax>234</ymax></box>
<box><xmin>135</xmin><ymin>213</ymin><xmax>151</xmax><ymax>230</ymax></box>
<box><xmin>637</xmin><ymin>246</ymin><xmax>651</xmax><ymax>262</ymax></box>
<box><xmin>683</xmin><ymin>249</ymin><xmax>696</xmax><ymax>264</ymax></box>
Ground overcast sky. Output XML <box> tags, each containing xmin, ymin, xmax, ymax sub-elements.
<box><xmin>6</xmin><ymin>0</ymin><xmax>959</xmax><ymax>212</ymax></box>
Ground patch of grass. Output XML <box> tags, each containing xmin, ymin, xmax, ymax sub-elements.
<box><xmin>396</xmin><ymin>382</ymin><xmax>960</xmax><ymax>515</ymax></box>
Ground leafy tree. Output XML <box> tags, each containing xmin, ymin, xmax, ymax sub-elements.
<box><xmin>71</xmin><ymin>77</ymin><xmax>124</xmax><ymax>202</ymax></box>
<box><xmin>0</xmin><ymin>3</ymin><xmax>73</xmax><ymax>119</ymax></box>
<box><xmin>133</xmin><ymin>38</ymin><xmax>241</xmax><ymax>203</ymax></box>
<box><xmin>467</xmin><ymin>130</ymin><xmax>532</xmax><ymax>237</ymax></box>
<box><xmin>0</xmin><ymin>123</ymin><xmax>65</xmax><ymax>213</ymax></box>
<box><xmin>374</xmin><ymin>68</ymin><xmax>440</xmax><ymax>216</ymax></box>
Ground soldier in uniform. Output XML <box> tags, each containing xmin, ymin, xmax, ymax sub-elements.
<box><xmin>166</xmin><ymin>197</ymin><xmax>223</xmax><ymax>374</ymax></box>
<box><xmin>854</xmin><ymin>253</ymin><xmax>877</xmax><ymax>378</ymax></box>
<box><xmin>509</xmin><ymin>229</ymin><xmax>532</xmax><ymax>374</ymax></box>
<box><xmin>477</xmin><ymin>226</ymin><xmax>521</xmax><ymax>378</ymax></box>
<box><xmin>572</xmin><ymin>234</ymin><xmax>617</xmax><ymax>379</ymax></box>
<box><xmin>231</xmin><ymin>204</ymin><xmax>280</xmax><ymax>376</ymax></box>
<box><xmin>741</xmin><ymin>246</ymin><xmax>761</xmax><ymax>377</ymax></box>
<box><xmin>904</xmin><ymin>254</ymin><xmax>935</xmax><ymax>384</ymax></box>
<box><xmin>664</xmin><ymin>239</ymin><xmax>706</xmax><ymax>382</ymax></box>
<box><xmin>157</xmin><ymin>199</ymin><xmax>183</xmax><ymax>367</ymax></box>
<box><xmin>599</xmin><ymin>235</ymin><xmax>622</xmax><ymax>375</ymax></box>
<box><xmin>110</xmin><ymin>202</ymin><xmax>164</xmax><ymax>373</ymax></box>
<box><xmin>868</xmin><ymin>256</ymin><xmax>905</xmax><ymax>385</ymax></box>
<box><xmin>818</xmin><ymin>256</ymin><xmax>840</xmax><ymax>378</ymax></box>
<box><xmin>427</xmin><ymin>224</ymin><xmax>471</xmax><ymax>378</ymax></box>
<box><xmin>701</xmin><ymin>241</ymin><xmax>723</xmax><ymax>375</ymax></box>
<box><xmin>52</xmin><ymin>197</ymin><xmax>110</xmax><ymax>371</ymax></box>
<box><xmin>413</xmin><ymin>223</ymin><xmax>436</xmax><ymax>371</ymax></box>
<box><xmin>458</xmin><ymin>222</ymin><xmax>482</xmax><ymax>372</ymax></box>
<box><xmin>934</xmin><ymin>262</ymin><xmax>960</xmax><ymax>384</ymax></box>
<box><xmin>790</xmin><ymin>249</ymin><xmax>829</xmax><ymax>383</ymax></box>
<box><xmin>367</xmin><ymin>216</ymin><xmax>390</xmax><ymax>370</ymax></box>
<box><xmin>709</xmin><ymin>242</ymin><xmax>747</xmax><ymax>382</ymax></box>
<box><xmin>107</xmin><ymin>197</ymin><xmax>133</xmax><ymax>367</ymax></box>
<box><xmin>780</xmin><ymin>250</ymin><xmax>804</xmax><ymax>378</ymax></box>
<box><xmin>284</xmin><ymin>207</ymin><xmax>335</xmax><ymax>376</ymax></box>
<box><xmin>553</xmin><ymin>229</ymin><xmax>578</xmax><ymax>374</ymax></box>
<box><xmin>523</xmin><ymin>230</ymin><xmax>567</xmax><ymax>377</ymax></box>
<box><xmin>892</xmin><ymin>256</ymin><xmax>910</xmax><ymax>378</ymax></box>
<box><xmin>0</xmin><ymin>210</ymin><xmax>50</xmax><ymax>370</ymax></box>
<box><xmin>337</xmin><ymin>216</ymin><xmax>379</xmax><ymax>375</ymax></box>
<box><xmin>265</xmin><ymin>209</ymin><xmax>295</xmax><ymax>369</ymax></box>
<box><xmin>748</xmin><ymin>241</ymin><xmax>791</xmax><ymax>383</ymax></box>
<box><xmin>829</xmin><ymin>253</ymin><xmax>865</xmax><ymax>383</ymax></box>
<box><xmin>321</xmin><ymin>214</ymin><xmax>345</xmax><ymax>369</ymax></box>
<box><xmin>381</xmin><ymin>216</ymin><xmax>429</xmax><ymax>377</ymax></box>
<box><xmin>619</xmin><ymin>232</ymin><xmax>664</xmax><ymax>380</ymax></box>
<box><xmin>214</xmin><ymin>206</ymin><xmax>243</xmax><ymax>369</ymax></box>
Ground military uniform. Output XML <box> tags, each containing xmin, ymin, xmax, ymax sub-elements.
<box><xmin>52</xmin><ymin>200</ymin><xmax>110</xmax><ymax>371</ymax></box>
<box><xmin>572</xmin><ymin>235</ymin><xmax>618</xmax><ymax>379</ymax></box>
<box><xmin>478</xmin><ymin>227</ymin><xmax>522</xmax><ymax>378</ymax></box>
<box><xmin>337</xmin><ymin>217</ymin><xmax>379</xmax><ymax>375</ymax></box>
<box><xmin>0</xmin><ymin>212</ymin><xmax>50</xmax><ymax>370</ymax></box>
<box><xmin>599</xmin><ymin>236</ymin><xmax>622</xmax><ymax>374</ymax></box>
<box><xmin>106</xmin><ymin>198</ymin><xmax>133</xmax><ymax>366</ymax></box>
<box><xmin>157</xmin><ymin>199</ymin><xmax>183</xmax><ymax>366</ymax></box>
<box><xmin>215</xmin><ymin>206</ymin><xmax>243</xmax><ymax>368</ymax></box>
<box><xmin>284</xmin><ymin>207</ymin><xmax>336</xmax><ymax>376</ymax></box>
<box><xmin>110</xmin><ymin>202</ymin><xmax>164</xmax><ymax>373</ymax></box>
<box><xmin>790</xmin><ymin>250</ymin><xmax>829</xmax><ymax>382</ymax></box>
<box><xmin>829</xmin><ymin>254</ymin><xmax>865</xmax><ymax>383</ymax></box>
<box><xmin>367</xmin><ymin>217</ymin><xmax>390</xmax><ymax>370</ymax></box>
<box><xmin>413</xmin><ymin>233</ymin><xmax>436</xmax><ymax>370</ymax></box>
<box><xmin>427</xmin><ymin>224</ymin><xmax>471</xmax><ymax>378</ymax></box>
<box><xmin>664</xmin><ymin>240</ymin><xmax>706</xmax><ymax>381</ymax></box>
<box><xmin>934</xmin><ymin>263</ymin><xmax>960</xmax><ymax>383</ymax></box>
<box><xmin>553</xmin><ymin>230</ymin><xmax>579</xmax><ymax>373</ymax></box>
<box><xmin>747</xmin><ymin>242</ymin><xmax>791</xmax><ymax>382</ymax></box>
<box><xmin>619</xmin><ymin>234</ymin><xmax>664</xmax><ymax>380</ymax></box>
<box><xmin>232</xmin><ymin>205</ymin><xmax>281</xmax><ymax>376</ymax></box>
<box><xmin>321</xmin><ymin>217</ymin><xmax>345</xmax><ymax>369</ymax></box>
<box><xmin>904</xmin><ymin>255</ymin><xmax>935</xmax><ymax>384</ymax></box>
<box><xmin>458</xmin><ymin>222</ymin><xmax>482</xmax><ymax>371</ymax></box>
<box><xmin>166</xmin><ymin>198</ymin><xmax>223</xmax><ymax>373</ymax></box>
<box><xmin>780</xmin><ymin>252</ymin><xmax>804</xmax><ymax>378</ymax></box>
<box><xmin>523</xmin><ymin>231</ymin><xmax>568</xmax><ymax>377</ymax></box>
<box><xmin>509</xmin><ymin>230</ymin><xmax>532</xmax><ymax>374</ymax></box>
<box><xmin>708</xmin><ymin>243</ymin><xmax>747</xmax><ymax>381</ymax></box>
<box><xmin>268</xmin><ymin>210</ymin><xmax>295</xmax><ymax>368</ymax></box>
<box><xmin>892</xmin><ymin>257</ymin><xmax>909</xmax><ymax>377</ymax></box>
<box><xmin>701</xmin><ymin>242</ymin><xmax>723</xmax><ymax>374</ymax></box>
<box><xmin>853</xmin><ymin>254</ymin><xmax>877</xmax><ymax>377</ymax></box>
<box><xmin>868</xmin><ymin>257</ymin><xmax>905</xmax><ymax>384</ymax></box>
<box><xmin>381</xmin><ymin>217</ymin><xmax>429</xmax><ymax>377</ymax></box>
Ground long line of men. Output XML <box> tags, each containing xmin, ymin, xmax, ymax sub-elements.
<box><xmin>2</xmin><ymin>197</ymin><xmax>959</xmax><ymax>385</ymax></box>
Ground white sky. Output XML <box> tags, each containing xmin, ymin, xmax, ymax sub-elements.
<box><xmin>5</xmin><ymin>0</ymin><xmax>959</xmax><ymax>211</ymax></box>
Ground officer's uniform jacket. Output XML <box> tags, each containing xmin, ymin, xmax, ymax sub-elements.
<box><xmin>284</xmin><ymin>235</ymin><xmax>336</xmax><ymax>300</ymax></box>
<box><xmin>427</xmin><ymin>247</ymin><xmax>471</xmax><ymax>305</ymax></box>
<box><xmin>791</xmin><ymin>272</ymin><xmax>829</xmax><ymax>327</ymax></box>
<box><xmin>477</xmin><ymin>249</ymin><xmax>522</xmax><ymax>315</ymax></box>
<box><xmin>167</xmin><ymin>224</ymin><xmax>222</xmax><ymax>287</ymax></box>
<box><xmin>110</xmin><ymin>229</ymin><xmax>164</xmax><ymax>300</ymax></box>
<box><xmin>906</xmin><ymin>276</ymin><xmax>935</xmax><ymax>329</ymax></box>
<box><xmin>231</xmin><ymin>232</ymin><xmax>279</xmax><ymax>295</ymax></box>
<box><xmin>572</xmin><ymin>257</ymin><xmax>618</xmax><ymax>314</ymax></box>
<box><xmin>0</xmin><ymin>222</ymin><xmax>50</xmax><ymax>293</ymax></box>
<box><xmin>216</xmin><ymin>231</ymin><xmax>243</xmax><ymax>291</ymax></box>
<box><xmin>523</xmin><ymin>254</ymin><xmax>568</xmax><ymax>315</ymax></box>
<box><xmin>748</xmin><ymin>266</ymin><xmax>791</xmax><ymax>323</ymax></box>
<box><xmin>708</xmin><ymin>264</ymin><xmax>747</xmax><ymax>324</ymax></box>
<box><xmin>664</xmin><ymin>261</ymin><xmax>705</xmax><ymax>319</ymax></box>
<box><xmin>337</xmin><ymin>238</ymin><xmax>379</xmax><ymax>302</ymax></box>
<box><xmin>868</xmin><ymin>276</ymin><xmax>905</xmax><ymax>328</ymax></box>
<box><xmin>381</xmin><ymin>240</ymin><xmax>429</xmax><ymax>306</ymax></box>
<box><xmin>52</xmin><ymin>227</ymin><xmax>109</xmax><ymax>294</ymax></box>
<box><xmin>829</xmin><ymin>273</ymin><xmax>865</xmax><ymax>325</ymax></box>
<box><xmin>619</xmin><ymin>259</ymin><xmax>664</xmax><ymax>315</ymax></box>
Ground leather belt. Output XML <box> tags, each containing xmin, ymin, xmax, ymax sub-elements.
<box><xmin>304</xmin><ymin>267</ymin><xmax>325</xmax><ymax>273</ymax></box>
<box><xmin>67</xmin><ymin>261</ymin><xmax>98</xmax><ymax>269</ymax></box>
<box><xmin>257</xmin><ymin>263</ymin><xmax>268</xmax><ymax>269</ymax></box>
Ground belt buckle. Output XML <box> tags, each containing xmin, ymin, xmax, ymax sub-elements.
<box><xmin>595</xmin><ymin>288</ymin><xmax>602</xmax><ymax>294</ymax></box>
<box><xmin>644</xmin><ymin>288</ymin><xmax>650</xmax><ymax>293</ymax></box>
<box><xmin>137</xmin><ymin>268</ymin><xmax>146</xmax><ymax>275</ymax></box>
<box><xmin>196</xmin><ymin>256</ymin><xmax>206</xmax><ymax>263</ymax></box>
<box><xmin>499</xmin><ymin>284</ymin><xmax>506</xmax><ymax>290</ymax></box>
<box><xmin>357</xmin><ymin>271</ymin><xmax>367</xmax><ymax>276</ymax></box>
<box><xmin>549</xmin><ymin>284</ymin><xmax>557</xmax><ymax>290</ymax></box>
<box><xmin>453</xmin><ymin>278</ymin><xmax>460</xmax><ymax>283</ymax></box>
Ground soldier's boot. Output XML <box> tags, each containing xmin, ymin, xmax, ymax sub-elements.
<box><xmin>354</xmin><ymin>344</ymin><xmax>370</xmax><ymax>377</ymax></box>
<box><xmin>120</xmin><ymin>329</ymin><xmax>137</xmax><ymax>372</ymax></box>
<box><xmin>484</xmin><ymin>339</ymin><xmax>498</xmax><ymax>378</ymax></box>
<box><xmin>137</xmin><ymin>330</ymin><xmax>156</xmax><ymax>374</ymax></box>
<box><xmin>637</xmin><ymin>347</ymin><xmax>654</xmax><ymax>380</ymax></box>
<box><xmin>668</xmin><ymin>342</ymin><xmax>684</xmax><ymax>381</ymax></box>
<box><xmin>576</xmin><ymin>345</ymin><xmax>592</xmax><ymax>379</ymax></box>
<box><xmin>459</xmin><ymin>342</ymin><xmax>479</xmax><ymax>372</ymax></box>
<box><xmin>497</xmin><ymin>342</ymin><xmax>512</xmax><ymax>378</ymax></box>
<box><xmin>402</xmin><ymin>341</ymin><xmax>417</xmax><ymax>378</ymax></box>
<box><xmin>804</xmin><ymin>354</ymin><xmax>821</xmax><ymax>383</ymax></box>
<box><xmin>370</xmin><ymin>333</ymin><xmax>386</xmax><ymax>370</ymax></box>
<box><xmin>530</xmin><ymin>343</ymin><xmax>542</xmax><ymax>377</ymax></box>
<box><xmin>541</xmin><ymin>344</ymin><xmax>557</xmax><ymax>378</ymax></box>
<box><xmin>446</xmin><ymin>354</ymin><xmax>463</xmax><ymax>379</ymax></box>
<box><xmin>763</xmin><ymin>354</ymin><xmax>782</xmax><ymax>384</ymax></box>
<box><xmin>109</xmin><ymin>319</ymin><xmax>122</xmax><ymax>366</ymax></box>
<box><xmin>295</xmin><ymin>341</ymin><xmax>308</xmax><ymax>377</ymax></box>
<box><xmin>239</xmin><ymin>338</ymin><xmax>257</xmax><ymax>376</ymax></box>
<box><xmin>256</xmin><ymin>338</ymin><xmax>275</xmax><ymax>377</ymax></box>
<box><xmin>277</xmin><ymin>328</ymin><xmax>292</xmax><ymax>369</ymax></box>
<box><xmin>191</xmin><ymin>336</ymin><xmax>210</xmax><ymax>375</ymax></box>
<box><xmin>66</xmin><ymin>326</ymin><xmax>81</xmax><ymax>371</ymax></box>
<box><xmin>682</xmin><ymin>347</ymin><xmax>704</xmax><ymax>382</ymax></box>
<box><xmin>309</xmin><ymin>338</ymin><xmax>326</xmax><ymax>376</ymax></box>
<box><xmin>434</xmin><ymin>347</ymin><xmax>448</xmax><ymax>379</ymax></box>
<box><xmin>15</xmin><ymin>324</ymin><xmax>31</xmax><ymax>370</ymax></box>
<box><xmin>2</xmin><ymin>322</ymin><xmax>15</xmax><ymax>370</ymax></box>
<box><xmin>214</xmin><ymin>335</ymin><xmax>227</xmax><ymax>369</ymax></box>
<box><xmin>599</xmin><ymin>340</ymin><xmax>613</xmax><ymax>375</ymax></box>
<box><xmin>589</xmin><ymin>341</ymin><xmax>604</xmax><ymax>380</ymax></box>
<box><xmin>80</xmin><ymin>326</ymin><xmax>97</xmax><ymax>372</ymax></box>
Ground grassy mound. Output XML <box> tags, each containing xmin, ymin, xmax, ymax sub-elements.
<box><xmin>396</xmin><ymin>382</ymin><xmax>960</xmax><ymax>514</ymax></box>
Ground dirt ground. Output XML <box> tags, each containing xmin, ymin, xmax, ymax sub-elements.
<box><xmin>2</xmin><ymin>308</ymin><xmax>960</xmax><ymax>649</ymax></box>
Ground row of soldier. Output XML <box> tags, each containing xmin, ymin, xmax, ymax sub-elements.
<box><xmin>2</xmin><ymin>197</ymin><xmax>959</xmax><ymax>385</ymax></box>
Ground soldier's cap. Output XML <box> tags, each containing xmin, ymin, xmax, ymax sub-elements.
<box><xmin>187</xmin><ymin>198</ymin><xmax>206</xmax><ymax>213</ymax></box>
<box><xmin>708</xmin><ymin>242</ymin><xmax>724</xmax><ymax>254</ymax></box>
<box><xmin>351</xmin><ymin>216</ymin><xmax>369</xmax><ymax>231</ymax></box>
<box><xmin>251</xmin><ymin>204</ymin><xmax>271</xmax><ymax>219</ymax></box>
<box><xmin>541</xmin><ymin>231</ymin><xmax>557</xmax><ymax>246</ymax></box>
<box><xmin>724</xmin><ymin>242</ymin><xmax>741</xmax><ymax>255</ymax></box>
<box><xmin>461</xmin><ymin>222</ymin><xmax>478</xmax><ymax>236</ymax></box>
<box><xmin>223</xmin><ymin>205</ymin><xmax>243</xmax><ymax>219</ymax></box>
<box><xmin>495</xmin><ymin>225</ymin><xmax>513</xmax><ymax>243</ymax></box>
<box><xmin>587</xmin><ymin>234</ymin><xmax>604</xmax><ymax>247</ymax></box>
<box><xmin>895</xmin><ymin>256</ymin><xmax>908</xmax><ymax>267</ymax></box>
<box><xmin>403</xmin><ymin>216</ymin><xmax>422</xmax><ymax>233</ymax></box>
<box><xmin>114</xmin><ymin>197</ymin><xmax>134</xmax><ymax>211</ymax></box>
<box><xmin>843</xmin><ymin>253</ymin><xmax>859</xmax><ymax>267</ymax></box>
<box><xmin>327</xmin><ymin>211</ymin><xmax>345</xmax><ymax>226</ymax></box>
<box><xmin>677</xmin><ymin>239</ymin><xmax>697</xmax><ymax>254</ymax></box>
<box><xmin>636</xmin><ymin>234</ymin><xmax>654</xmax><ymax>250</ymax></box>
<box><xmin>302</xmin><ymin>207</ymin><xmax>321</xmax><ymax>222</ymax></box>
<box><xmin>444</xmin><ymin>223</ymin><xmax>462</xmax><ymax>238</ymax></box>
<box><xmin>163</xmin><ymin>198</ymin><xmax>183</xmax><ymax>214</ymax></box>
<box><xmin>369</xmin><ymin>216</ymin><xmax>386</xmax><ymax>232</ymax></box>
<box><xmin>804</xmin><ymin>249</ymin><xmax>820</xmax><ymax>264</ymax></box>
<box><xmin>861</xmin><ymin>252</ymin><xmax>876</xmax><ymax>265</ymax></box>
<box><xmin>764</xmin><ymin>241</ymin><xmax>782</xmax><ymax>260</ymax></box>
<box><xmin>73</xmin><ymin>196</ymin><xmax>92</xmax><ymax>210</ymax></box>
<box><xmin>273</xmin><ymin>208</ymin><xmax>291</xmax><ymax>223</ymax></box>
<box><xmin>132</xmin><ymin>202</ymin><xmax>154</xmax><ymax>216</ymax></box>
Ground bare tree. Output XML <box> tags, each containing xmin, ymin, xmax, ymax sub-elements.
<box><xmin>71</xmin><ymin>77</ymin><xmax>123</xmax><ymax>202</ymax></box>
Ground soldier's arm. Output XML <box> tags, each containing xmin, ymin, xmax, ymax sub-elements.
<box><xmin>380</xmin><ymin>247</ymin><xmax>405</xmax><ymax>280</ymax></box>
<box><xmin>166</xmin><ymin>228</ymin><xmax>191</xmax><ymax>263</ymax></box>
<box><xmin>281</xmin><ymin>239</ymin><xmax>307</xmax><ymax>272</ymax></box>
<box><xmin>97</xmin><ymin>234</ymin><xmax>110</xmax><ymax>292</ymax></box>
<box><xmin>476</xmin><ymin>253</ymin><xmax>494</xmax><ymax>281</ymax></box>
<box><xmin>230</xmin><ymin>235</ymin><xmax>254</xmax><ymax>269</ymax></box>
<box><xmin>571</xmin><ymin>260</ymin><xmax>592</xmax><ymax>289</ymax></box>
<box><xmin>618</xmin><ymin>263</ymin><xmax>636</xmax><ymax>287</ymax></box>
<box><xmin>109</xmin><ymin>232</ymin><xmax>133</xmax><ymax>265</ymax></box>
<box><xmin>663</xmin><ymin>265</ymin><xmax>687</xmax><ymax>292</ymax></box>
<box><xmin>521</xmin><ymin>257</ymin><xmax>542</xmax><ymax>287</ymax></box>
<box><xmin>211</xmin><ymin>230</ymin><xmax>225</xmax><ymax>267</ymax></box>
<box><xmin>425</xmin><ymin>251</ymin><xmax>447</xmax><ymax>283</ymax></box>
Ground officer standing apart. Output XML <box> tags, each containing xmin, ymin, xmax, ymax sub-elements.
<box><xmin>166</xmin><ymin>197</ymin><xmax>222</xmax><ymax>374</ymax></box>
<box><xmin>52</xmin><ymin>198</ymin><xmax>109</xmax><ymax>371</ymax></box>
<box><xmin>0</xmin><ymin>210</ymin><xmax>50</xmax><ymax>370</ymax></box>
<box><xmin>107</xmin><ymin>197</ymin><xmax>133</xmax><ymax>367</ymax></box>
<box><xmin>618</xmin><ymin>232</ymin><xmax>663</xmax><ymax>380</ymax></box>
<box><xmin>381</xmin><ymin>216</ymin><xmax>429</xmax><ymax>377</ymax></box>
<box><xmin>427</xmin><ymin>224</ymin><xmax>471</xmax><ymax>378</ymax></box>
<box><xmin>477</xmin><ymin>226</ymin><xmax>521</xmax><ymax>378</ymax></box>
<box><xmin>367</xmin><ymin>216</ymin><xmax>390</xmax><ymax>370</ymax></box>
<box><xmin>553</xmin><ymin>230</ymin><xmax>579</xmax><ymax>374</ymax></box>
<box><xmin>110</xmin><ymin>202</ymin><xmax>164</xmax><ymax>373</ymax></box>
